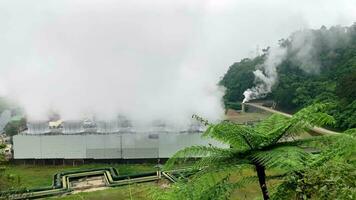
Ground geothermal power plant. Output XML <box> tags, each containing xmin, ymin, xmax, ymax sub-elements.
<box><xmin>12</xmin><ymin>117</ymin><xmax>224</xmax><ymax>162</ymax></box>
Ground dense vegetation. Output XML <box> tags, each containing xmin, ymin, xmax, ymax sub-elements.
<box><xmin>0</xmin><ymin>145</ymin><xmax>17</xmax><ymax>191</ymax></box>
<box><xmin>220</xmin><ymin>24</ymin><xmax>356</xmax><ymax>131</ymax></box>
<box><xmin>3</xmin><ymin>118</ymin><xmax>26</xmax><ymax>136</ymax></box>
<box><xmin>155</xmin><ymin>104</ymin><xmax>356</xmax><ymax>200</ymax></box>
<box><xmin>0</xmin><ymin>97</ymin><xmax>26</xmax><ymax>136</ymax></box>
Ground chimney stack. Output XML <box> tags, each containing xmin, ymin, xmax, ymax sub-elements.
<box><xmin>241</xmin><ymin>103</ymin><xmax>245</xmax><ymax>113</ymax></box>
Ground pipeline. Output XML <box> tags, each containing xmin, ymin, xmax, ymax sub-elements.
<box><xmin>244</xmin><ymin>103</ymin><xmax>340</xmax><ymax>135</ymax></box>
<box><xmin>0</xmin><ymin>167</ymin><xmax>195</xmax><ymax>200</ymax></box>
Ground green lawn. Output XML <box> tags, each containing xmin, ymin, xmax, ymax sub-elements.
<box><xmin>2</xmin><ymin>163</ymin><xmax>155</xmax><ymax>189</ymax></box>
<box><xmin>1</xmin><ymin>163</ymin><xmax>282</xmax><ymax>200</ymax></box>
<box><xmin>230</xmin><ymin>168</ymin><xmax>281</xmax><ymax>200</ymax></box>
<box><xmin>226</xmin><ymin>110</ymin><xmax>271</xmax><ymax>124</ymax></box>
<box><xmin>49</xmin><ymin>166</ymin><xmax>281</xmax><ymax>200</ymax></box>
<box><xmin>49</xmin><ymin>183</ymin><xmax>155</xmax><ymax>200</ymax></box>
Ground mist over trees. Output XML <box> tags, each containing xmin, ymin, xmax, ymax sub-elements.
<box><xmin>220</xmin><ymin>24</ymin><xmax>356</xmax><ymax>131</ymax></box>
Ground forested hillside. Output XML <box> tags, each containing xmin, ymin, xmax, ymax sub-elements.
<box><xmin>220</xmin><ymin>24</ymin><xmax>356</xmax><ymax>131</ymax></box>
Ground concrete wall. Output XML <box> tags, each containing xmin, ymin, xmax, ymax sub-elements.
<box><xmin>158</xmin><ymin>133</ymin><xmax>225</xmax><ymax>157</ymax></box>
<box><xmin>122</xmin><ymin>134</ymin><xmax>158</xmax><ymax>159</ymax></box>
<box><xmin>13</xmin><ymin>133</ymin><xmax>227</xmax><ymax>159</ymax></box>
<box><xmin>13</xmin><ymin>135</ymin><xmax>121</xmax><ymax>159</ymax></box>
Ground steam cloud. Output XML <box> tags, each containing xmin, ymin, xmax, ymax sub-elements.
<box><xmin>243</xmin><ymin>24</ymin><xmax>353</xmax><ymax>103</ymax></box>
<box><xmin>243</xmin><ymin>47</ymin><xmax>286</xmax><ymax>103</ymax></box>
<box><xmin>0</xmin><ymin>0</ymin><xmax>355</xmax><ymax>123</ymax></box>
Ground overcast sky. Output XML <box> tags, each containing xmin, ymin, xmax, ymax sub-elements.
<box><xmin>0</xmin><ymin>0</ymin><xmax>355</xmax><ymax>123</ymax></box>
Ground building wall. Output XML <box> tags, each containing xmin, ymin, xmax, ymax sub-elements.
<box><xmin>86</xmin><ymin>134</ymin><xmax>122</xmax><ymax>159</ymax></box>
<box><xmin>122</xmin><ymin>134</ymin><xmax>158</xmax><ymax>159</ymax></box>
<box><xmin>13</xmin><ymin>135</ymin><xmax>119</xmax><ymax>159</ymax></box>
<box><xmin>13</xmin><ymin>133</ymin><xmax>227</xmax><ymax>159</ymax></box>
<box><xmin>14</xmin><ymin>135</ymin><xmax>42</xmax><ymax>158</ymax></box>
<box><xmin>158</xmin><ymin>133</ymin><xmax>223</xmax><ymax>158</ymax></box>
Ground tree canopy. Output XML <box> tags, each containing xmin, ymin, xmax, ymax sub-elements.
<box><xmin>220</xmin><ymin>24</ymin><xmax>356</xmax><ymax>131</ymax></box>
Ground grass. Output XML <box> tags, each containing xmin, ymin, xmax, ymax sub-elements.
<box><xmin>229</xmin><ymin>167</ymin><xmax>281</xmax><ymax>200</ymax></box>
<box><xmin>48</xmin><ymin>183</ymin><xmax>155</xmax><ymax>200</ymax></box>
<box><xmin>49</xmin><ymin>166</ymin><xmax>276</xmax><ymax>200</ymax></box>
<box><xmin>2</xmin><ymin>163</ymin><xmax>281</xmax><ymax>200</ymax></box>
<box><xmin>2</xmin><ymin>163</ymin><xmax>155</xmax><ymax>189</ymax></box>
<box><xmin>225</xmin><ymin>109</ymin><xmax>271</xmax><ymax>124</ymax></box>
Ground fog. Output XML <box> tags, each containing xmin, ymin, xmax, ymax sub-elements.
<box><xmin>0</xmin><ymin>0</ymin><xmax>355</xmax><ymax>124</ymax></box>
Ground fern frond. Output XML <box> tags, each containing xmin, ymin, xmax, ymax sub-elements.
<box><xmin>198</xmin><ymin>174</ymin><xmax>235</xmax><ymax>200</ymax></box>
<box><xmin>261</xmin><ymin>103</ymin><xmax>335</xmax><ymax>145</ymax></box>
<box><xmin>251</xmin><ymin>146</ymin><xmax>311</xmax><ymax>170</ymax></box>
<box><xmin>164</xmin><ymin>145</ymin><xmax>234</xmax><ymax>170</ymax></box>
<box><xmin>260</xmin><ymin>121</ymin><xmax>294</xmax><ymax>146</ymax></box>
<box><xmin>155</xmin><ymin>172</ymin><xmax>233</xmax><ymax>200</ymax></box>
<box><xmin>270</xmin><ymin>181</ymin><xmax>296</xmax><ymax>200</ymax></box>
<box><xmin>344</xmin><ymin>128</ymin><xmax>356</xmax><ymax>136</ymax></box>
<box><xmin>254</xmin><ymin>114</ymin><xmax>289</xmax><ymax>134</ymax></box>
<box><xmin>154</xmin><ymin>170</ymin><xmax>260</xmax><ymax>200</ymax></box>
<box><xmin>192</xmin><ymin>154</ymin><xmax>240</xmax><ymax>170</ymax></box>
<box><xmin>204</xmin><ymin>122</ymin><xmax>267</xmax><ymax>150</ymax></box>
<box><xmin>191</xmin><ymin>156</ymin><xmax>252</xmax><ymax>175</ymax></box>
<box><xmin>198</xmin><ymin>174</ymin><xmax>263</xmax><ymax>200</ymax></box>
<box><xmin>265</xmin><ymin>134</ymin><xmax>336</xmax><ymax>150</ymax></box>
<box><xmin>311</xmin><ymin>133</ymin><xmax>356</xmax><ymax>166</ymax></box>
<box><xmin>288</xmin><ymin>103</ymin><xmax>335</xmax><ymax>135</ymax></box>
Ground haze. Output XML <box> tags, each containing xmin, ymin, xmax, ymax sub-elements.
<box><xmin>0</xmin><ymin>0</ymin><xmax>355</xmax><ymax>124</ymax></box>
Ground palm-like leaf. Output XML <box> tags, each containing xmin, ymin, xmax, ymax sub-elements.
<box><xmin>197</xmin><ymin>175</ymin><xmax>235</xmax><ymax>200</ymax></box>
<box><xmin>153</xmin><ymin>171</ymin><xmax>258</xmax><ymax>200</ymax></box>
<box><xmin>259</xmin><ymin>103</ymin><xmax>335</xmax><ymax>146</ymax></box>
<box><xmin>251</xmin><ymin>146</ymin><xmax>311</xmax><ymax>170</ymax></box>
<box><xmin>254</xmin><ymin>114</ymin><xmax>289</xmax><ymax>134</ymax></box>
<box><xmin>310</xmin><ymin>133</ymin><xmax>356</xmax><ymax>167</ymax></box>
<box><xmin>269</xmin><ymin>181</ymin><xmax>296</xmax><ymax>200</ymax></box>
<box><xmin>204</xmin><ymin>122</ymin><xmax>267</xmax><ymax>150</ymax></box>
<box><xmin>164</xmin><ymin>145</ymin><xmax>235</xmax><ymax>170</ymax></box>
<box><xmin>287</xmin><ymin>103</ymin><xmax>335</xmax><ymax>135</ymax></box>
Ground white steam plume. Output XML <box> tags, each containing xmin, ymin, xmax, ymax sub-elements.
<box><xmin>0</xmin><ymin>0</ymin><xmax>355</xmax><ymax>123</ymax></box>
<box><xmin>243</xmin><ymin>47</ymin><xmax>287</xmax><ymax>103</ymax></box>
<box><xmin>243</xmin><ymin>24</ymin><xmax>353</xmax><ymax>103</ymax></box>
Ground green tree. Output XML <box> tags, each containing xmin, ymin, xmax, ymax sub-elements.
<box><xmin>220</xmin><ymin>24</ymin><xmax>356</xmax><ymax>130</ymax></box>
<box><xmin>159</xmin><ymin>104</ymin><xmax>355</xmax><ymax>200</ymax></box>
<box><xmin>271</xmin><ymin>129</ymin><xmax>356</xmax><ymax>199</ymax></box>
<box><xmin>220</xmin><ymin>57</ymin><xmax>263</xmax><ymax>107</ymax></box>
<box><xmin>336</xmin><ymin>71</ymin><xmax>356</xmax><ymax>103</ymax></box>
<box><xmin>0</xmin><ymin>145</ymin><xmax>13</xmax><ymax>191</ymax></box>
<box><xmin>4</xmin><ymin>118</ymin><xmax>26</xmax><ymax>136</ymax></box>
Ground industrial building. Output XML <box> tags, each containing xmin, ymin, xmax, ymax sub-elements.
<box><xmin>13</xmin><ymin>132</ymin><xmax>224</xmax><ymax>160</ymax></box>
<box><xmin>12</xmin><ymin>120</ymin><xmax>226</xmax><ymax>161</ymax></box>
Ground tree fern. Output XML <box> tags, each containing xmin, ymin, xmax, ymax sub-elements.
<box><xmin>156</xmin><ymin>103</ymin><xmax>353</xmax><ymax>200</ymax></box>
<box><xmin>251</xmin><ymin>146</ymin><xmax>311</xmax><ymax>170</ymax></box>
<box><xmin>203</xmin><ymin>121</ymin><xmax>266</xmax><ymax>150</ymax></box>
<box><xmin>164</xmin><ymin>145</ymin><xmax>235</xmax><ymax>170</ymax></box>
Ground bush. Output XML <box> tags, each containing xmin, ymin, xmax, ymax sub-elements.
<box><xmin>295</xmin><ymin>160</ymin><xmax>356</xmax><ymax>200</ymax></box>
<box><xmin>225</xmin><ymin>102</ymin><xmax>241</xmax><ymax>110</ymax></box>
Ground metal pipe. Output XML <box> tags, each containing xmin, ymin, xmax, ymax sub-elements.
<box><xmin>245</xmin><ymin>103</ymin><xmax>340</xmax><ymax>135</ymax></box>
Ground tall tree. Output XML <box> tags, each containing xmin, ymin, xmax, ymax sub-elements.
<box><xmin>159</xmin><ymin>104</ymin><xmax>355</xmax><ymax>200</ymax></box>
